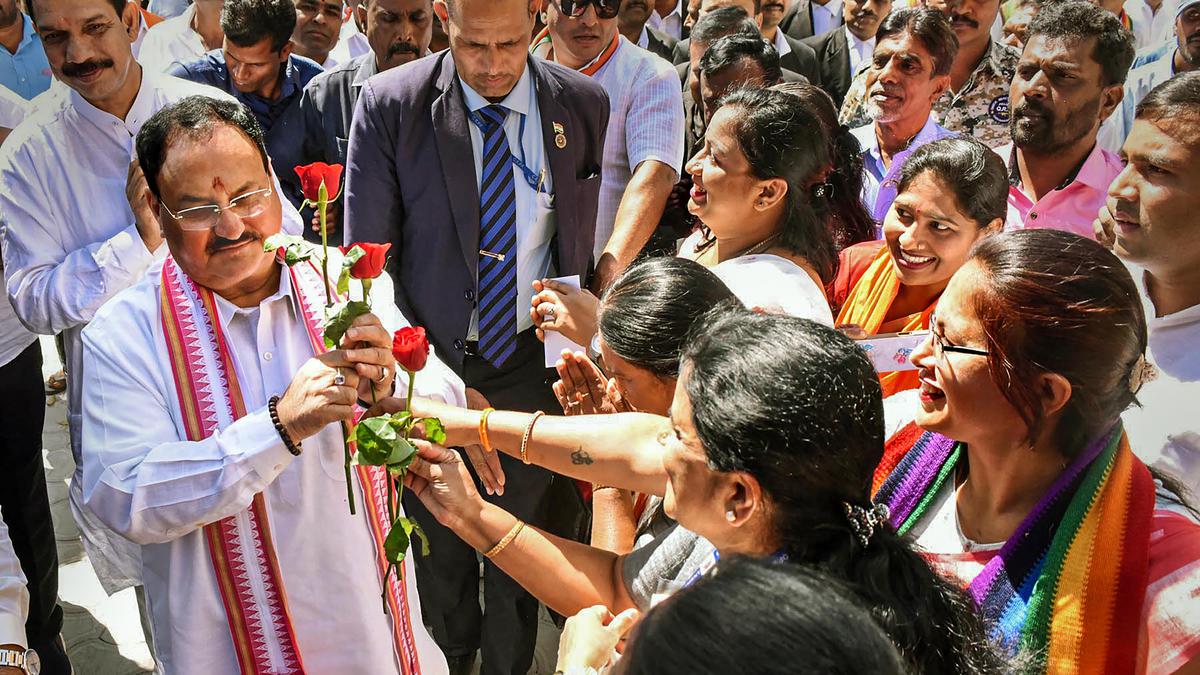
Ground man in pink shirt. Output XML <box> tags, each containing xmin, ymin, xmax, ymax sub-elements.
<box><xmin>997</xmin><ymin>0</ymin><xmax>1134</xmax><ymax>238</ymax></box>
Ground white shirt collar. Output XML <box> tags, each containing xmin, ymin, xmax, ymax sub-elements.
<box><xmin>69</xmin><ymin>65</ymin><xmax>163</xmax><ymax>136</ymax></box>
<box><xmin>772</xmin><ymin>28</ymin><xmax>793</xmax><ymax>57</ymax></box>
<box><xmin>459</xmin><ymin>64</ymin><xmax>534</xmax><ymax>117</ymax></box>
<box><xmin>815</xmin><ymin>0</ymin><xmax>844</xmax><ymax>16</ymax></box>
<box><xmin>638</xmin><ymin>24</ymin><xmax>650</xmax><ymax>49</ymax></box>
<box><xmin>654</xmin><ymin>0</ymin><xmax>684</xmax><ymax>20</ymax></box>
<box><xmin>845</xmin><ymin>26</ymin><xmax>875</xmax><ymax>50</ymax></box>
<box><xmin>212</xmin><ymin>263</ymin><xmax>298</xmax><ymax>331</ymax></box>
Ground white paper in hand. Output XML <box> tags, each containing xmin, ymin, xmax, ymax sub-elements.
<box><xmin>542</xmin><ymin>275</ymin><xmax>584</xmax><ymax>367</ymax></box>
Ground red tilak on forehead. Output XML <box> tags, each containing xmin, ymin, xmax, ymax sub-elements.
<box><xmin>213</xmin><ymin>176</ymin><xmax>225</xmax><ymax>191</ymax></box>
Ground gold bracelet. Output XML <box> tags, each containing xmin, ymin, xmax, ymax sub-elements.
<box><xmin>478</xmin><ymin>408</ymin><xmax>495</xmax><ymax>453</ymax></box>
<box><xmin>592</xmin><ymin>484</ymin><xmax>619</xmax><ymax>492</ymax></box>
<box><xmin>484</xmin><ymin>519</ymin><xmax>525</xmax><ymax>559</ymax></box>
<box><xmin>520</xmin><ymin>411</ymin><xmax>544</xmax><ymax>465</ymax></box>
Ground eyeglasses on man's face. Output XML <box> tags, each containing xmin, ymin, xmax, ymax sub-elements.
<box><xmin>555</xmin><ymin>0</ymin><xmax>622</xmax><ymax>20</ymax></box>
<box><xmin>159</xmin><ymin>188</ymin><xmax>274</xmax><ymax>231</ymax></box>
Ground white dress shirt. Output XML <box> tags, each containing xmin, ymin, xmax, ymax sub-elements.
<box><xmin>1125</xmin><ymin>0</ymin><xmax>1179</xmax><ymax>50</ymax></box>
<box><xmin>327</xmin><ymin>19</ymin><xmax>371</xmax><ymax>66</ymax></box>
<box><xmin>0</xmin><ymin>87</ymin><xmax>35</xmax><ymax>368</ymax></box>
<box><xmin>846</xmin><ymin>27</ymin><xmax>875</xmax><ymax>79</ymax></box>
<box><xmin>812</xmin><ymin>0</ymin><xmax>844</xmax><ymax>40</ymax></box>
<box><xmin>1123</xmin><ymin>263</ymin><xmax>1200</xmax><ymax>500</ymax></box>
<box><xmin>138</xmin><ymin>4</ymin><xmax>207</xmax><ymax>74</ymax></box>
<box><xmin>585</xmin><ymin>36</ymin><xmax>685</xmax><ymax>259</ymax></box>
<box><xmin>460</xmin><ymin>67</ymin><xmax>556</xmax><ymax>336</ymax></box>
<box><xmin>0</xmin><ymin>506</ymin><xmax>28</xmax><ymax>649</ymax></box>
<box><xmin>131</xmin><ymin>9</ymin><xmax>151</xmax><ymax>60</ymax></box>
<box><xmin>81</xmin><ymin>252</ymin><xmax>460</xmax><ymax>674</ymax></box>
<box><xmin>648</xmin><ymin>0</ymin><xmax>685</xmax><ymax>40</ymax></box>
<box><xmin>0</xmin><ymin>66</ymin><xmax>302</xmax><ymax>593</ymax></box>
<box><xmin>772</xmin><ymin>28</ymin><xmax>794</xmax><ymax>58</ymax></box>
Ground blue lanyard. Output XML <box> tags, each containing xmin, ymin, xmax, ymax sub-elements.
<box><xmin>466</xmin><ymin>107</ymin><xmax>550</xmax><ymax>200</ymax></box>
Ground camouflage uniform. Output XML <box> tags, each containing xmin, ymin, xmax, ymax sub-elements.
<box><xmin>838</xmin><ymin>40</ymin><xmax>1020</xmax><ymax>148</ymax></box>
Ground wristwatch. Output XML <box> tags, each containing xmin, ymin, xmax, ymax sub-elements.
<box><xmin>0</xmin><ymin>647</ymin><xmax>39</xmax><ymax>674</ymax></box>
<box><xmin>587</xmin><ymin>333</ymin><xmax>603</xmax><ymax>363</ymax></box>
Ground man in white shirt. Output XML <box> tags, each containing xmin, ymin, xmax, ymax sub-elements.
<box><xmin>1101</xmin><ymin>0</ymin><xmax>1199</xmax><ymax>151</ymax></box>
<box><xmin>536</xmin><ymin>0</ymin><xmax>684</xmax><ymax>287</ymax></box>
<box><xmin>648</xmin><ymin>0</ymin><xmax>686</xmax><ymax>38</ymax></box>
<box><xmin>82</xmin><ymin>94</ymin><xmax>461</xmax><ymax>674</ymax></box>
<box><xmin>0</xmin><ymin>507</ymin><xmax>35</xmax><ymax>675</ymax></box>
<box><xmin>1095</xmin><ymin>72</ymin><xmax>1200</xmax><ymax>499</ymax></box>
<box><xmin>1126</xmin><ymin>0</ymin><xmax>1179</xmax><ymax>49</ymax></box>
<box><xmin>291</xmin><ymin>0</ymin><xmax>344</xmax><ymax>68</ymax></box>
<box><xmin>0</xmin><ymin>0</ymin><xmax>298</xmax><ymax>597</ymax></box>
<box><xmin>779</xmin><ymin>0</ymin><xmax>845</xmax><ymax>39</ymax></box>
<box><xmin>138</xmin><ymin>0</ymin><xmax>224</xmax><ymax>73</ymax></box>
<box><xmin>0</xmin><ymin>89</ymin><xmax>69</xmax><ymax>675</ymax></box>
<box><xmin>802</xmin><ymin>0</ymin><xmax>886</xmax><ymax>105</ymax></box>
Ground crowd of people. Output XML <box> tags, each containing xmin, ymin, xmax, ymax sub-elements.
<box><xmin>0</xmin><ymin>0</ymin><xmax>1197</xmax><ymax>673</ymax></box>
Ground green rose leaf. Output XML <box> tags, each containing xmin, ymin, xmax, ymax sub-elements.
<box><xmin>384</xmin><ymin>436</ymin><xmax>417</xmax><ymax>468</ymax></box>
<box><xmin>324</xmin><ymin>300</ymin><xmax>372</xmax><ymax>348</ymax></box>
<box><xmin>420</xmin><ymin>417</ymin><xmax>447</xmax><ymax>445</ymax></box>
<box><xmin>384</xmin><ymin>515</ymin><xmax>414</xmax><ymax>563</ymax></box>
<box><xmin>353</xmin><ymin>416</ymin><xmax>398</xmax><ymax>466</ymax></box>
<box><xmin>386</xmin><ymin>516</ymin><xmax>430</xmax><ymax>562</ymax></box>
<box><xmin>336</xmin><ymin>267</ymin><xmax>351</xmax><ymax>296</ymax></box>
<box><xmin>263</xmin><ymin>234</ymin><xmax>315</xmax><ymax>266</ymax></box>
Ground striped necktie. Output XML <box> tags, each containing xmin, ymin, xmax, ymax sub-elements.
<box><xmin>476</xmin><ymin>104</ymin><xmax>519</xmax><ymax>368</ymax></box>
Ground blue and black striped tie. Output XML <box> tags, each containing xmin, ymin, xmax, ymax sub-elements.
<box><xmin>476</xmin><ymin>104</ymin><xmax>519</xmax><ymax>368</ymax></box>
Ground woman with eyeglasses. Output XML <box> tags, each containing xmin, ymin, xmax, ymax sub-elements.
<box><xmin>381</xmin><ymin>308</ymin><xmax>1006</xmax><ymax>675</ymax></box>
<box><xmin>874</xmin><ymin>229</ymin><xmax>1200</xmax><ymax>674</ymax></box>
<box><xmin>832</xmin><ymin>136</ymin><xmax>1006</xmax><ymax>397</ymax></box>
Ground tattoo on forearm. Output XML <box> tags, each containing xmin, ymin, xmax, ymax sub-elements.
<box><xmin>571</xmin><ymin>448</ymin><xmax>594</xmax><ymax>465</ymax></box>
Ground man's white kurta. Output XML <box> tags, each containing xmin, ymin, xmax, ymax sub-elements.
<box><xmin>81</xmin><ymin>253</ymin><xmax>458</xmax><ymax>674</ymax></box>
<box><xmin>0</xmin><ymin>67</ymin><xmax>303</xmax><ymax>592</ymax></box>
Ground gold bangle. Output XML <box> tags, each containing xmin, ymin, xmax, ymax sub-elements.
<box><xmin>520</xmin><ymin>411</ymin><xmax>544</xmax><ymax>465</ymax></box>
<box><xmin>479</xmin><ymin>408</ymin><xmax>495</xmax><ymax>453</ymax></box>
<box><xmin>592</xmin><ymin>484</ymin><xmax>618</xmax><ymax>492</ymax></box>
<box><xmin>484</xmin><ymin>519</ymin><xmax>525</xmax><ymax>559</ymax></box>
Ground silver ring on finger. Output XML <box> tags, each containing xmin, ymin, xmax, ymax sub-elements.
<box><xmin>545</xmin><ymin>307</ymin><xmax>556</xmax><ymax>321</ymax></box>
<box><xmin>333</xmin><ymin>368</ymin><xmax>347</xmax><ymax>387</ymax></box>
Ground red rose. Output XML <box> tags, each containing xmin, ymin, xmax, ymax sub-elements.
<box><xmin>393</xmin><ymin>327</ymin><xmax>430</xmax><ymax>373</ymax></box>
<box><xmin>339</xmin><ymin>242</ymin><xmax>391</xmax><ymax>279</ymax></box>
<box><xmin>294</xmin><ymin>162</ymin><xmax>344</xmax><ymax>203</ymax></box>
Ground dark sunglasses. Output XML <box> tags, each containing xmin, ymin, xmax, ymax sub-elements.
<box><xmin>556</xmin><ymin>0</ymin><xmax>622</xmax><ymax>19</ymax></box>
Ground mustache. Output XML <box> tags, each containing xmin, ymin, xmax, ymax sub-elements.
<box><xmin>62</xmin><ymin>58</ymin><xmax>114</xmax><ymax>78</ymax></box>
<box><xmin>949</xmin><ymin>14</ymin><xmax>978</xmax><ymax>28</ymax></box>
<box><xmin>1014</xmin><ymin>99</ymin><xmax>1051</xmax><ymax>119</ymax></box>
<box><xmin>851</xmin><ymin>10</ymin><xmax>876</xmax><ymax>20</ymax></box>
<box><xmin>208</xmin><ymin>231</ymin><xmax>261</xmax><ymax>253</ymax></box>
<box><xmin>388</xmin><ymin>42</ymin><xmax>420</xmax><ymax>57</ymax></box>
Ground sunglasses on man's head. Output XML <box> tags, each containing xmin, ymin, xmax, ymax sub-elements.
<box><xmin>556</xmin><ymin>0</ymin><xmax>622</xmax><ymax>19</ymax></box>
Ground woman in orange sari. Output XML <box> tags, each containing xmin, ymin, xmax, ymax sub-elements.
<box><xmin>833</xmin><ymin>137</ymin><xmax>1006</xmax><ymax>396</ymax></box>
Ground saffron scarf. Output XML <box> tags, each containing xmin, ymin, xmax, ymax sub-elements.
<box><xmin>835</xmin><ymin>245</ymin><xmax>936</xmax><ymax>397</ymax></box>
<box><xmin>874</xmin><ymin>422</ymin><xmax>1155</xmax><ymax>673</ymax></box>
<box><xmin>161</xmin><ymin>256</ymin><xmax>424</xmax><ymax>674</ymax></box>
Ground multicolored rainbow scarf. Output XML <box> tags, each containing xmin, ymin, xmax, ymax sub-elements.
<box><xmin>160</xmin><ymin>256</ymin><xmax>424</xmax><ymax>675</ymax></box>
<box><xmin>874</xmin><ymin>422</ymin><xmax>1155</xmax><ymax>673</ymax></box>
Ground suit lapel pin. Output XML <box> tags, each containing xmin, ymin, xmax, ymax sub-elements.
<box><xmin>553</xmin><ymin>121</ymin><xmax>567</xmax><ymax>149</ymax></box>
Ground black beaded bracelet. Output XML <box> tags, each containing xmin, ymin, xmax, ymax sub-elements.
<box><xmin>268</xmin><ymin>395</ymin><xmax>302</xmax><ymax>456</ymax></box>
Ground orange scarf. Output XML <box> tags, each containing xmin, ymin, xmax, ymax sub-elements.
<box><xmin>836</xmin><ymin>245</ymin><xmax>936</xmax><ymax>397</ymax></box>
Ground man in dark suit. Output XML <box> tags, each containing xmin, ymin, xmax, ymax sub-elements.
<box><xmin>342</xmin><ymin>0</ymin><xmax>609</xmax><ymax>673</ymax></box>
<box><xmin>619</xmin><ymin>0</ymin><xmax>679</xmax><ymax>61</ymax></box>
<box><xmin>801</xmin><ymin>0</ymin><xmax>888</xmax><ymax>106</ymax></box>
<box><xmin>779</xmin><ymin>0</ymin><xmax>846</xmax><ymax>40</ymax></box>
<box><xmin>671</xmin><ymin>0</ymin><xmax>820</xmax><ymax>83</ymax></box>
